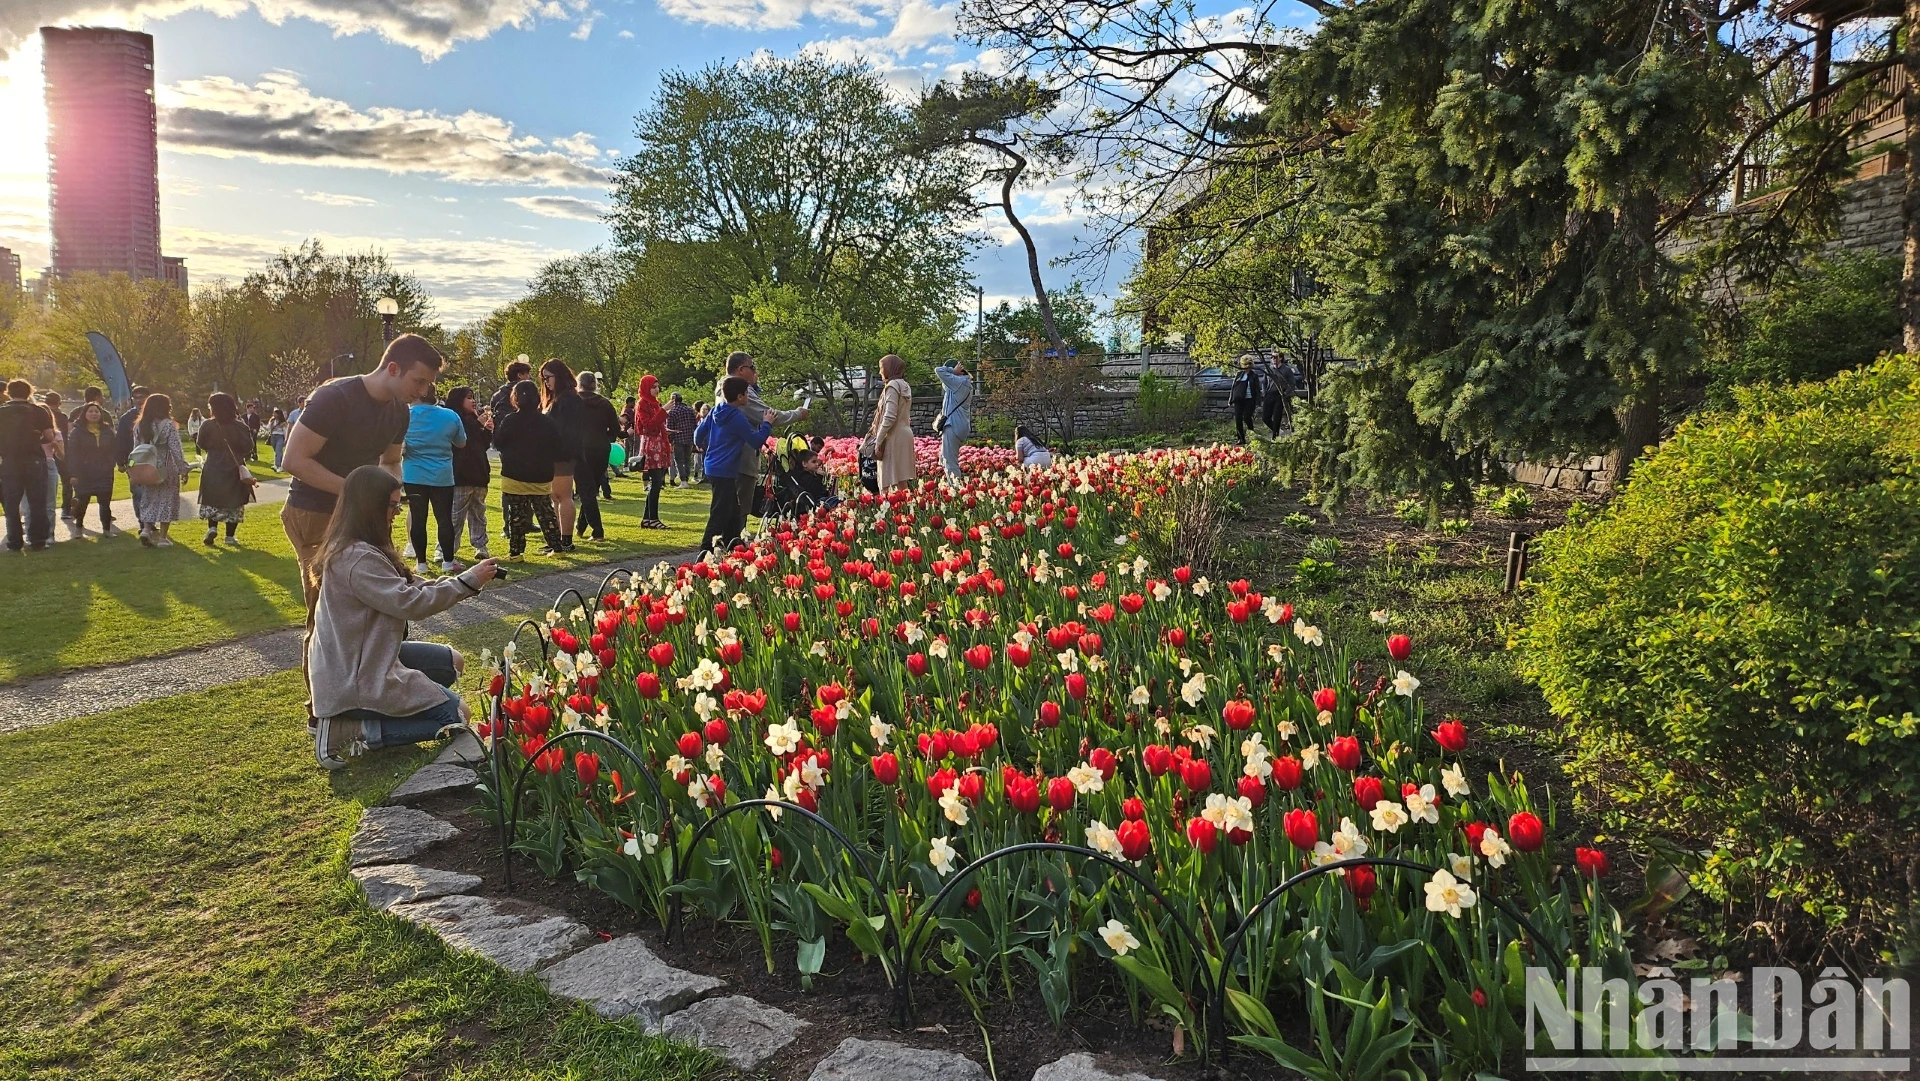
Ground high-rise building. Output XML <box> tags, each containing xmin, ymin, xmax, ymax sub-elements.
<box><xmin>0</xmin><ymin>247</ymin><xmax>21</xmax><ymax>295</ymax></box>
<box><xmin>162</xmin><ymin>255</ymin><xmax>187</xmax><ymax>292</ymax></box>
<box><xmin>42</xmin><ymin>27</ymin><xmax>163</xmax><ymax>281</ymax></box>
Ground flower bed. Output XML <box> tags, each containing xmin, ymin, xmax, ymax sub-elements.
<box><xmin>479</xmin><ymin>446</ymin><xmax>1616</xmax><ymax>1074</ymax></box>
<box><xmin>810</xmin><ymin>435</ymin><xmax>1018</xmax><ymax>478</ymax></box>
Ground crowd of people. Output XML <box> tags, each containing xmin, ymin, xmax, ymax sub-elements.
<box><xmin>1228</xmin><ymin>353</ymin><xmax>1303</xmax><ymax>444</ymax></box>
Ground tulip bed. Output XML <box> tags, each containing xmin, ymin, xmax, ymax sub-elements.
<box><xmin>477</xmin><ymin>446</ymin><xmax>1623</xmax><ymax>1075</ymax></box>
<box><xmin>813</xmin><ymin>435</ymin><xmax>1019</xmax><ymax>478</ymax></box>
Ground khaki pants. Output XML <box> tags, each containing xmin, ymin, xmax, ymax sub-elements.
<box><xmin>282</xmin><ymin>503</ymin><xmax>332</xmax><ymax>720</ymax></box>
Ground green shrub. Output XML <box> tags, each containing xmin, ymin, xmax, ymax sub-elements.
<box><xmin>1282</xmin><ymin>511</ymin><xmax>1315</xmax><ymax>533</ymax></box>
<box><xmin>1712</xmin><ymin>252</ymin><xmax>1900</xmax><ymax>404</ymax></box>
<box><xmin>1295</xmin><ymin>556</ymin><xmax>1338</xmax><ymax>588</ymax></box>
<box><xmin>1485</xmin><ymin>486</ymin><xmax>1533</xmax><ymax>519</ymax></box>
<box><xmin>1519</xmin><ymin>356</ymin><xmax>1920</xmax><ymax>950</ymax></box>
<box><xmin>1135</xmin><ymin>371</ymin><xmax>1204</xmax><ymax>432</ymax></box>
<box><xmin>1438</xmin><ymin>517</ymin><xmax>1471</xmax><ymax>536</ymax></box>
<box><xmin>1304</xmin><ymin>536</ymin><xmax>1340</xmax><ymax>561</ymax></box>
<box><xmin>1393</xmin><ymin>498</ymin><xmax>1426</xmax><ymax>527</ymax></box>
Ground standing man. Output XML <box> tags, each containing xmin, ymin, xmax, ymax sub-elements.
<box><xmin>287</xmin><ymin>395</ymin><xmax>307</xmax><ymax>432</ymax></box>
<box><xmin>116</xmin><ymin>385</ymin><xmax>150</xmax><ymax>470</ymax></box>
<box><xmin>574</xmin><ymin>371</ymin><xmax>623</xmax><ymax>543</ymax></box>
<box><xmin>244</xmin><ymin>401</ymin><xmax>264</xmax><ymax>460</ymax></box>
<box><xmin>490</xmin><ymin>357</ymin><xmax>531</xmax><ymax>421</ymax></box>
<box><xmin>718</xmin><ymin>351</ymin><xmax>806</xmax><ymax>537</ymax></box>
<box><xmin>1229</xmin><ymin>356</ymin><xmax>1261</xmax><ymax>446</ymax></box>
<box><xmin>664</xmin><ymin>391</ymin><xmax>696</xmax><ymax>487</ymax></box>
<box><xmin>0</xmin><ymin>380</ymin><xmax>55</xmax><ymax>552</ymax></box>
<box><xmin>933</xmin><ymin>358</ymin><xmax>973</xmax><ymax>480</ymax></box>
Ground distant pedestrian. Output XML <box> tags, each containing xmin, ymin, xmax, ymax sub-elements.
<box><xmin>694</xmin><ymin>376</ymin><xmax>771</xmax><ymax>552</ymax></box>
<box><xmin>65</xmin><ymin>401</ymin><xmax>118</xmax><ymax>536</ymax></box>
<box><xmin>39</xmin><ymin>391</ymin><xmax>65</xmax><ymax>528</ymax></box>
<box><xmin>1230</xmin><ymin>355</ymin><xmax>1261</xmax><ymax>445</ymax></box>
<box><xmin>632</xmin><ymin>375</ymin><xmax>670</xmax><ymax>529</ymax></box>
<box><xmin>0</xmin><ymin>379</ymin><xmax>55</xmax><ymax>551</ymax></box>
<box><xmin>266</xmin><ymin>408</ymin><xmax>290</xmax><ymax>470</ymax></box>
<box><xmin>690</xmin><ymin>402</ymin><xmax>709</xmax><ymax>484</ymax></box>
<box><xmin>186</xmin><ymin>407</ymin><xmax>204</xmax><ymax>442</ymax></box>
<box><xmin>715</xmin><ymin>351</ymin><xmax>807</xmax><ymax>537</ymax></box>
<box><xmin>130</xmin><ymin>392</ymin><xmax>190</xmax><ymax>547</ymax></box>
<box><xmin>620</xmin><ymin>393</ymin><xmax>638</xmax><ymax>476</ymax></box>
<box><xmin>934</xmin><ymin>358</ymin><xmax>973</xmax><ymax>479</ymax></box>
<box><xmin>493</xmin><ymin>379</ymin><xmax>564</xmax><ymax>558</ymax></box>
<box><xmin>244</xmin><ymin>401</ymin><xmax>263</xmax><ymax>461</ymax></box>
<box><xmin>490</xmin><ymin>357</ymin><xmax>531</xmax><ymax>422</ymax></box>
<box><xmin>116</xmin><ymin>385</ymin><xmax>149</xmax><ymax>472</ymax></box>
<box><xmin>403</xmin><ymin>385</ymin><xmax>468</xmax><ymax>575</ymax></box>
<box><xmin>446</xmin><ymin>386</ymin><xmax>492</xmax><ymax>561</ymax></box>
<box><xmin>665</xmin><ymin>391</ymin><xmax>695</xmax><ymax>486</ymax></box>
<box><xmin>539</xmin><ymin>358</ymin><xmax>583</xmax><ymax>551</ymax></box>
<box><xmin>864</xmin><ymin>353</ymin><xmax>915</xmax><ymax>492</ymax></box>
<box><xmin>573</xmin><ymin>370</ymin><xmax>622</xmax><ymax>543</ymax></box>
<box><xmin>1261</xmin><ymin>360</ymin><xmax>1291</xmax><ymax>437</ymax></box>
<box><xmin>64</xmin><ymin>385</ymin><xmax>103</xmax><ymax>522</ymax></box>
<box><xmin>196</xmin><ymin>392</ymin><xmax>257</xmax><ymax>547</ymax></box>
<box><xmin>287</xmin><ymin>396</ymin><xmax>306</xmax><ymax>431</ymax></box>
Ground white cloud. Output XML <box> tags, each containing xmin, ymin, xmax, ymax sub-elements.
<box><xmin>0</xmin><ymin>0</ymin><xmax>594</xmax><ymax>60</ymax></box>
<box><xmin>300</xmin><ymin>190</ymin><xmax>376</xmax><ymax>206</ymax></box>
<box><xmin>506</xmin><ymin>194</ymin><xmax>608</xmax><ymax>221</ymax></box>
<box><xmin>159</xmin><ymin>72</ymin><xmax>614</xmax><ymax>189</ymax></box>
<box><xmin>658</xmin><ymin>0</ymin><xmax>886</xmax><ymax>32</ymax></box>
<box><xmin>616</xmin><ymin>27</ymin><xmax>633</xmax><ymax>37</ymax></box>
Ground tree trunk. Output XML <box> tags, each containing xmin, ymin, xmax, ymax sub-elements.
<box><xmin>976</xmin><ymin>138</ymin><xmax>1068</xmax><ymax>359</ymax></box>
<box><xmin>1607</xmin><ymin>394</ymin><xmax>1661</xmax><ymax>490</ymax></box>
<box><xmin>1904</xmin><ymin>0</ymin><xmax>1920</xmax><ymax>352</ymax></box>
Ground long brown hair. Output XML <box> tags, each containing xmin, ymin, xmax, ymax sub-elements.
<box><xmin>316</xmin><ymin>465</ymin><xmax>409</xmax><ymax>580</ymax></box>
<box><xmin>539</xmin><ymin>358</ymin><xmax>577</xmax><ymax>410</ymax></box>
<box><xmin>135</xmin><ymin>392</ymin><xmax>173</xmax><ymax>444</ymax></box>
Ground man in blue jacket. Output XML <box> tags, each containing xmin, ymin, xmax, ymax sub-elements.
<box><xmin>934</xmin><ymin>358</ymin><xmax>973</xmax><ymax>479</ymax></box>
<box><xmin>694</xmin><ymin>376</ymin><xmax>772</xmax><ymax>553</ymax></box>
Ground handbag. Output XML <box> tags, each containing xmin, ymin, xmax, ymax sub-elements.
<box><xmin>217</xmin><ymin>430</ymin><xmax>258</xmax><ymax>505</ymax></box>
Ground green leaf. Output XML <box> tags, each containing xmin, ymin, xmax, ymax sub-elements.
<box><xmin>1226</xmin><ymin>986</ymin><xmax>1282</xmax><ymax>1040</ymax></box>
<box><xmin>1230</xmin><ymin>1034</ymin><xmax>1339</xmax><ymax>1081</ymax></box>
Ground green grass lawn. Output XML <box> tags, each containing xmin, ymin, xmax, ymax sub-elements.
<box><xmin>0</xmin><ymin>473</ymin><xmax>711</xmax><ymax>684</ymax></box>
<box><xmin>93</xmin><ymin>435</ymin><xmax>285</xmax><ymax>502</ymax></box>
<box><xmin>0</xmin><ymin>623</ymin><xmax>720</xmax><ymax>1080</ymax></box>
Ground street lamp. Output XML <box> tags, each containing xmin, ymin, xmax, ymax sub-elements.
<box><xmin>376</xmin><ymin>296</ymin><xmax>400</xmax><ymax>343</ymax></box>
<box><xmin>329</xmin><ymin>352</ymin><xmax>354</xmax><ymax>381</ymax></box>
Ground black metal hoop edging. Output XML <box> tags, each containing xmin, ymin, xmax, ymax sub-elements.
<box><xmin>498</xmin><ymin>727</ymin><xmax>675</xmax><ymax>903</ymax></box>
<box><xmin>1204</xmin><ymin>855</ymin><xmax>1567</xmax><ymax>1055</ymax></box>
<box><xmin>893</xmin><ymin>841</ymin><xmax>1220</xmax><ymax>1063</ymax></box>
<box><xmin>666</xmin><ymin>797</ymin><xmax>903</xmax><ymax>975</ymax></box>
<box><xmin>487</xmin><ymin>617</ymin><xmax>554</xmax><ymax>887</ymax></box>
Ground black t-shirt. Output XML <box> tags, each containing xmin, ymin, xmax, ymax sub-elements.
<box><xmin>286</xmin><ymin>377</ymin><xmax>410</xmax><ymax>514</ymax></box>
<box><xmin>0</xmin><ymin>400</ymin><xmax>53</xmax><ymax>463</ymax></box>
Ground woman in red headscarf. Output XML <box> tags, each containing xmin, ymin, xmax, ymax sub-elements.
<box><xmin>633</xmin><ymin>375</ymin><xmax>671</xmax><ymax>529</ymax></box>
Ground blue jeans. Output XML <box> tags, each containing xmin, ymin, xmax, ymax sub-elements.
<box><xmin>270</xmin><ymin>432</ymin><xmax>287</xmax><ymax>470</ymax></box>
<box><xmin>336</xmin><ymin>642</ymin><xmax>463</xmax><ymax>748</ymax></box>
<box><xmin>940</xmin><ymin>422</ymin><xmax>968</xmax><ymax>478</ymax></box>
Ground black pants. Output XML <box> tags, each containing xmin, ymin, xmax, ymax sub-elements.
<box><xmin>701</xmin><ymin>474</ymin><xmax>755</xmax><ymax>552</ymax></box>
<box><xmin>72</xmin><ymin>491</ymin><xmax>113</xmax><ymax>531</ymax></box>
<box><xmin>643</xmin><ymin>468</ymin><xmax>666</xmax><ymax>521</ymax></box>
<box><xmin>1233</xmin><ymin>401</ymin><xmax>1258</xmax><ymax>444</ymax></box>
<box><xmin>1</xmin><ymin>457</ymin><xmax>51</xmax><ymax>550</ymax></box>
<box><xmin>578</xmin><ymin>446</ymin><xmax>609</xmax><ymax>539</ymax></box>
<box><xmin>1263</xmin><ymin>393</ymin><xmax>1288</xmax><ymax>436</ymax></box>
<box><xmin>405</xmin><ymin>482</ymin><xmax>457</xmax><ymax>564</ymax></box>
<box><xmin>672</xmin><ymin>443</ymin><xmax>692</xmax><ymax>483</ymax></box>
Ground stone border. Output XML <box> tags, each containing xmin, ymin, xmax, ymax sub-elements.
<box><xmin>350</xmin><ymin>735</ymin><xmax>1172</xmax><ymax>1080</ymax></box>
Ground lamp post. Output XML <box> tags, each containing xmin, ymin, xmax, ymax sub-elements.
<box><xmin>974</xmin><ymin>285</ymin><xmax>984</xmax><ymax>368</ymax></box>
<box><xmin>376</xmin><ymin>296</ymin><xmax>400</xmax><ymax>343</ymax></box>
<box><xmin>329</xmin><ymin>352</ymin><xmax>354</xmax><ymax>381</ymax></box>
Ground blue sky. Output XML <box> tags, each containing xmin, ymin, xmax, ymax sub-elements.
<box><xmin>0</xmin><ymin>0</ymin><xmax>1109</xmax><ymax>325</ymax></box>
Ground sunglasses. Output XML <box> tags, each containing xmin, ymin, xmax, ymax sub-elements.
<box><xmin>387</xmin><ymin>496</ymin><xmax>404</xmax><ymax>514</ymax></box>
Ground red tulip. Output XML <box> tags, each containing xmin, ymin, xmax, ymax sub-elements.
<box><xmin>1065</xmin><ymin>672</ymin><xmax>1088</xmax><ymax>700</ymax></box>
<box><xmin>818</xmin><ymin>682</ymin><xmax>847</xmax><ymax>706</ymax></box>
<box><xmin>926</xmin><ymin>766</ymin><xmax>958</xmax><ymax>799</ymax></box>
<box><xmin>1047</xmin><ymin>776</ymin><xmax>1076</xmax><ymax>812</ymax></box>
<box><xmin>1433</xmin><ymin>718</ymin><xmax>1468</xmax><ymax>753</ymax></box>
<box><xmin>1185</xmin><ymin>816</ymin><xmax>1217</xmax><ymax>853</ymax></box>
<box><xmin>704</xmin><ymin>718</ymin><xmax>730</xmax><ymax>746</ymax></box>
<box><xmin>1090</xmin><ymin>747</ymin><xmax>1117</xmax><ymax>779</ymax></box>
<box><xmin>964</xmin><ymin>644</ymin><xmax>993</xmax><ymax>670</ymax></box>
<box><xmin>1221</xmin><ymin>699</ymin><xmax>1256</xmax><ymax>730</ymax></box>
<box><xmin>1118</xmin><ymin>593</ymin><xmax>1144</xmax><ymax>614</ymax></box>
<box><xmin>1284</xmin><ymin>808</ymin><xmax>1319</xmax><ymax>851</ymax></box>
<box><xmin>1006</xmin><ymin>643</ymin><xmax>1032</xmax><ymax>667</ymax></box>
<box><xmin>1166</xmin><ymin>627</ymin><xmax>1187</xmax><ymax>648</ymax></box>
<box><xmin>634</xmin><ymin>672</ymin><xmax>662</xmax><ymax>699</ymax></box>
<box><xmin>677</xmin><ymin>731</ymin><xmax>703</xmax><ymax>758</ymax></box>
<box><xmin>958</xmin><ymin>772</ymin><xmax>985</xmax><ymax>804</ymax></box>
<box><xmin>906</xmin><ymin>652</ymin><xmax>929</xmax><ymax>677</ymax></box>
<box><xmin>1122</xmin><ymin>796</ymin><xmax>1146</xmax><ymax>821</ymax></box>
<box><xmin>1173</xmin><ymin>565</ymin><xmax>1192</xmax><ymax>585</ymax></box>
<box><xmin>1353</xmin><ymin>776</ymin><xmax>1385</xmax><ymax>811</ymax></box>
<box><xmin>1328</xmin><ymin>735</ymin><xmax>1362</xmax><ymax>771</ymax></box>
<box><xmin>1077</xmin><ymin>632</ymin><xmax>1102</xmax><ymax>656</ymax></box>
<box><xmin>1006</xmin><ymin>774</ymin><xmax>1040</xmax><ymax>813</ymax></box>
<box><xmin>1575</xmin><ymin>846</ymin><xmax>1610</xmax><ymax>878</ymax></box>
<box><xmin>532</xmin><ymin>744</ymin><xmax>564</xmax><ymax>775</ymax></box>
<box><xmin>648</xmin><ymin>642</ymin><xmax>675</xmax><ymax>669</ymax></box>
<box><xmin>1117</xmin><ymin>819</ymin><xmax>1151</xmax><ymax>861</ymax></box>
<box><xmin>1272</xmin><ymin>754</ymin><xmax>1303</xmax><ymax>790</ymax></box>
<box><xmin>1313</xmin><ymin>687</ymin><xmax>1338</xmax><ymax>713</ymax></box>
<box><xmin>717</xmin><ymin>640</ymin><xmax>743</xmax><ymax>665</ymax></box>
<box><xmin>1507</xmin><ymin>812</ymin><xmax>1545</xmax><ymax>852</ymax></box>
<box><xmin>1237</xmin><ymin>774</ymin><xmax>1268</xmax><ymax>807</ymax></box>
<box><xmin>1346</xmin><ymin>864</ymin><xmax>1378</xmax><ymax>900</ymax></box>
<box><xmin>1037</xmin><ymin>701</ymin><xmax>1062</xmax><ymax>728</ymax></box>
<box><xmin>574</xmin><ymin>751</ymin><xmax>600</xmax><ymax>787</ymax></box>
<box><xmin>783</xmin><ymin>611</ymin><xmax>803</xmax><ymax>632</ymax></box>
<box><xmin>1142</xmin><ymin>744</ymin><xmax>1173</xmax><ymax>776</ymax></box>
<box><xmin>871</xmin><ymin>752</ymin><xmax>900</xmax><ymax>785</ymax></box>
<box><xmin>1386</xmin><ymin>634</ymin><xmax>1412</xmax><ymax>661</ymax></box>
<box><xmin>769</xmin><ymin>846</ymin><xmax>783</xmax><ymax>869</ymax></box>
<box><xmin>1179</xmin><ymin>758</ymin><xmax>1212</xmax><ymax>793</ymax></box>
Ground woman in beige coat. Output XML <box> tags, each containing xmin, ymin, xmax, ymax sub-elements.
<box><xmin>864</xmin><ymin>353</ymin><xmax>917</xmax><ymax>491</ymax></box>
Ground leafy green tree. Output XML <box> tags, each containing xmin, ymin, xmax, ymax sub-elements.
<box><xmin>189</xmin><ymin>278</ymin><xmax>271</xmax><ymax>398</ymax></box>
<box><xmin>500</xmin><ymin>248</ymin><xmax>649</xmax><ymax>394</ymax></box>
<box><xmin>44</xmin><ymin>272</ymin><xmax>190</xmax><ymax>390</ymax></box>
<box><xmin>609</xmin><ymin>56</ymin><xmax>975</xmax><ymax>333</ymax></box>
<box><xmin>977</xmin><ymin>284</ymin><xmax>1102</xmax><ymax>360</ymax></box>
<box><xmin>245</xmin><ymin>240</ymin><xmax>437</xmax><ymax>384</ymax></box>
<box><xmin>1709</xmin><ymin>252</ymin><xmax>1900</xmax><ymax>403</ymax></box>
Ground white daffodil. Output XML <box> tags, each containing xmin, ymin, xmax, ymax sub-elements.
<box><xmin>928</xmin><ymin>637</ymin><xmax>950</xmax><ymax>660</ymax></box>
<box><xmin>929</xmin><ymin>836</ymin><xmax>958</xmax><ymax>877</ymax></box>
<box><xmin>1299</xmin><ymin>743</ymin><xmax>1321</xmax><ymax>770</ymax></box>
<box><xmin>1424</xmin><ymin>870</ymin><xmax>1478</xmax><ymax>918</ymax></box>
<box><xmin>1370</xmin><ymin>609</ymin><xmax>1391</xmax><ymax>625</ymax></box>
<box><xmin>1085</xmin><ymin>820</ymin><xmax>1123</xmax><ymax>858</ymax></box>
<box><xmin>1277</xmin><ymin>720</ymin><xmax>1299</xmax><ymax>741</ymax></box>
<box><xmin>1132</xmin><ymin>555</ymin><xmax>1149</xmax><ymax>578</ymax></box>
<box><xmin>694</xmin><ymin>692</ymin><xmax>720</xmax><ymax>721</ymax></box>
<box><xmin>764</xmin><ymin>720</ymin><xmax>803</xmax><ymax>757</ymax></box>
<box><xmin>1011</xmin><ymin>626</ymin><xmax>1034</xmax><ymax>648</ymax></box>
<box><xmin>1404</xmin><ymin>783</ymin><xmax>1440</xmax><ymax>824</ymax></box>
<box><xmin>1332</xmin><ymin>817</ymin><xmax>1369</xmax><ymax>858</ymax></box>
<box><xmin>870</xmin><ymin>717</ymin><xmax>894</xmax><ymax>748</ymax></box>
<box><xmin>688</xmin><ymin>658</ymin><xmax>725</xmax><ymax>691</ymax></box>
<box><xmin>704</xmin><ymin>743</ymin><xmax>727</xmax><ymax>772</ymax></box>
<box><xmin>1201</xmin><ymin>793</ymin><xmax>1255</xmax><ymax>835</ymax></box>
<box><xmin>901</xmin><ymin>620</ymin><xmax>926</xmax><ymax>645</ymax></box>
<box><xmin>1266</xmin><ymin>643</ymin><xmax>1286</xmax><ymax>664</ymax></box>
<box><xmin>1392</xmin><ymin>669</ymin><xmax>1421</xmax><ymax>696</ymax></box>
<box><xmin>1263</xmin><ymin>598</ymin><xmax>1288</xmax><ymax>624</ymax></box>
<box><xmin>553</xmin><ymin>651</ymin><xmax>576</xmax><ymax>677</ymax></box>
<box><xmin>1151</xmin><ymin>581</ymin><xmax>1173</xmax><ymax>602</ymax></box>
<box><xmin>1099</xmin><ymin>919</ymin><xmax>1140</xmax><ymax>956</ymax></box>
<box><xmin>1067</xmin><ymin>763</ymin><xmax>1105</xmax><ymax>794</ymax></box>
<box><xmin>1182</xmin><ymin>724</ymin><xmax>1217</xmax><ymax>751</ymax></box>
<box><xmin>715</xmin><ymin>626</ymin><xmax>740</xmax><ymax>647</ymax></box>
<box><xmin>622</xmin><ymin>832</ymin><xmax>660</xmax><ymax>859</ymax></box>
<box><xmin>809</xmin><ymin>641</ymin><xmax>829</xmax><ymax>658</ymax></box>
<box><xmin>1441</xmin><ymin>763</ymin><xmax>1470</xmax><ymax>798</ymax></box>
<box><xmin>1192</xmin><ymin>576</ymin><xmax>1212</xmax><ymax>596</ymax></box>
<box><xmin>764</xmin><ymin>785</ymin><xmax>785</xmax><ymax>819</ymax></box>
<box><xmin>798</xmin><ymin>757</ymin><xmax>827</xmax><ymax>789</ymax></box>
<box><xmin>694</xmin><ymin>618</ymin><xmax>711</xmax><ymax>644</ymax></box>
<box><xmin>939</xmin><ymin>782</ymin><xmax>971</xmax><ymax>826</ymax></box>
<box><xmin>1370</xmin><ymin>800</ymin><xmax>1409</xmax><ymax>833</ymax></box>
<box><xmin>689</xmin><ymin>776</ymin><xmax>713</xmax><ymax>808</ymax></box>
<box><xmin>1056</xmin><ymin>650</ymin><xmax>1080</xmax><ymax>673</ymax></box>
<box><xmin>1085</xmin><ymin>653</ymin><xmax>1108</xmax><ymax>673</ymax></box>
<box><xmin>1154</xmin><ymin>716</ymin><xmax>1173</xmax><ymax>736</ymax></box>
<box><xmin>1293</xmin><ymin>619</ymin><xmax>1324</xmax><ymax>647</ymax></box>
<box><xmin>1180</xmin><ymin>671</ymin><xmax>1208</xmax><ymax>707</ymax></box>
<box><xmin>1317</xmin><ymin>709</ymin><xmax>1335</xmax><ymax>727</ymax></box>
<box><xmin>1311</xmin><ymin>839</ymin><xmax>1343</xmax><ymax>868</ymax></box>
<box><xmin>1450</xmin><ymin>852</ymin><xmax>1474</xmax><ymax>878</ymax></box>
<box><xmin>1129</xmin><ymin>685</ymin><xmax>1151</xmax><ymax>708</ymax></box>
<box><xmin>1479</xmin><ymin>830</ymin><xmax>1512</xmax><ymax>868</ymax></box>
<box><xmin>665</xmin><ymin>754</ymin><xmax>690</xmax><ymax>777</ymax></box>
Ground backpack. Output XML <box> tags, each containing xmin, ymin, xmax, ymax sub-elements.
<box><xmin>127</xmin><ymin>439</ymin><xmax>162</xmax><ymax>486</ymax></box>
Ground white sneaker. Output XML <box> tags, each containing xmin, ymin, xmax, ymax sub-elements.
<box><xmin>414</xmin><ymin>561</ymin><xmax>431</xmax><ymax>576</ymax></box>
<box><xmin>155</xmin><ymin>536</ymin><xmax>174</xmax><ymax>547</ymax></box>
<box><xmin>440</xmin><ymin>560</ymin><xmax>465</xmax><ymax>574</ymax></box>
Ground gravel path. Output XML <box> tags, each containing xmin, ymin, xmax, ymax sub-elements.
<box><xmin>51</xmin><ymin>475</ymin><xmax>293</xmax><ymax>544</ymax></box>
<box><xmin>0</xmin><ymin>551</ymin><xmax>694</xmax><ymax>735</ymax></box>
